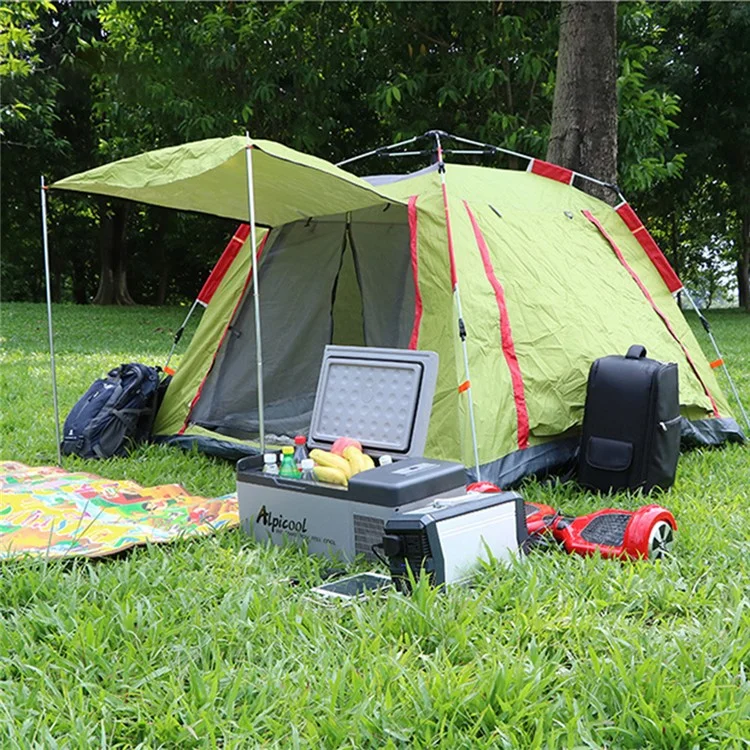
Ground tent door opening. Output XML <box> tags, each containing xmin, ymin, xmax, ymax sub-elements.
<box><xmin>187</xmin><ymin>205</ymin><xmax>414</xmax><ymax>441</ymax></box>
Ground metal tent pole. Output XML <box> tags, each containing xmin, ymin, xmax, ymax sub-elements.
<box><xmin>164</xmin><ymin>298</ymin><xmax>199</xmax><ymax>371</ymax></box>
<box><xmin>338</xmin><ymin>129</ymin><xmax>626</xmax><ymax>205</ymax></box>
<box><xmin>440</xmin><ymin>131</ymin><xmax>534</xmax><ymax>164</ymax></box>
<box><xmin>682</xmin><ymin>288</ymin><xmax>750</xmax><ymax>432</ymax></box>
<box><xmin>244</xmin><ymin>137</ymin><xmax>265</xmax><ymax>453</ymax></box>
<box><xmin>430</xmin><ymin>132</ymin><xmax>482</xmax><ymax>480</ymax></box>
<box><xmin>442</xmin><ymin>131</ymin><xmax>626</xmax><ymax>203</ymax></box>
<box><xmin>40</xmin><ymin>176</ymin><xmax>62</xmax><ymax>466</ymax></box>
<box><xmin>335</xmin><ymin>134</ymin><xmax>424</xmax><ymax>167</ymax></box>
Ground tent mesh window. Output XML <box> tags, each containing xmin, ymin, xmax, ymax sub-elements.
<box><xmin>189</xmin><ymin>206</ymin><xmax>413</xmax><ymax>440</ymax></box>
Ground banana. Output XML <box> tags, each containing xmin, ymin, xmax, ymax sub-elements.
<box><xmin>310</xmin><ymin>449</ymin><xmax>352</xmax><ymax>479</ymax></box>
<box><xmin>361</xmin><ymin>453</ymin><xmax>375</xmax><ymax>471</ymax></box>
<box><xmin>343</xmin><ymin>446</ymin><xmax>367</xmax><ymax>476</ymax></box>
<box><xmin>313</xmin><ymin>466</ymin><xmax>348</xmax><ymax>487</ymax></box>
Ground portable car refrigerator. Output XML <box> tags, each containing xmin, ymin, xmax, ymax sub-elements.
<box><xmin>237</xmin><ymin>346</ymin><xmax>469</xmax><ymax>561</ymax></box>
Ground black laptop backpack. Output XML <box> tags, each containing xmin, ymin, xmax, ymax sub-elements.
<box><xmin>577</xmin><ymin>345</ymin><xmax>681</xmax><ymax>493</ymax></box>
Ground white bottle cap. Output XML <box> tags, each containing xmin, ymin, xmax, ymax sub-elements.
<box><xmin>263</xmin><ymin>453</ymin><xmax>277</xmax><ymax>464</ymax></box>
<box><xmin>300</xmin><ymin>459</ymin><xmax>315</xmax><ymax>470</ymax></box>
<box><xmin>378</xmin><ymin>455</ymin><xmax>393</xmax><ymax>466</ymax></box>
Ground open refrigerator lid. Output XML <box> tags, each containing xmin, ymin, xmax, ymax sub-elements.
<box><xmin>307</xmin><ymin>345</ymin><xmax>439</xmax><ymax>458</ymax></box>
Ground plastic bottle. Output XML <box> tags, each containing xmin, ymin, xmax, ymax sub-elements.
<box><xmin>378</xmin><ymin>455</ymin><xmax>393</xmax><ymax>467</ymax></box>
<box><xmin>300</xmin><ymin>458</ymin><xmax>316</xmax><ymax>483</ymax></box>
<box><xmin>279</xmin><ymin>446</ymin><xmax>301</xmax><ymax>478</ymax></box>
<box><xmin>293</xmin><ymin>435</ymin><xmax>308</xmax><ymax>469</ymax></box>
<box><xmin>263</xmin><ymin>453</ymin><xmax>279</xmax><ymax>475</ymax></box>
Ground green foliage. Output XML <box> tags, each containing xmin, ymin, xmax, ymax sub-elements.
<box><xmin>617</xmin><ymin>4</ymin><xmax>685</xmax><ymax>195</ymax></box>
<box><xmin>643</xmin><ymin>2</ymin><xmax>750</xmax><ymax>309</ymax></box>
<box><xmin>0</xmin><ymin>302</ymin><xmax>749</xmax><ymax>745</ymax></box>
<box><xmin>0</xmin><ymin>0</ymin><xmax>56</xmax><ymax>125</ymax></box>
<box><xmin>90</xmin><ymin>1</ymin><xmax>559</xmax><ymax>163</ymax></box>
<box><xmin>0</xmin><ymin>1</ymin><xmax>744</xmax><ymax>306</ymax></box>
<box><xmin>645</xmin><ymin>179</ymin><xmax>740</xmax><ymax>309</ymax></box>
<box><xmin>1</xmin><ymin>2</ymin><xmax>102</xmax><ymax>303</ymax></box>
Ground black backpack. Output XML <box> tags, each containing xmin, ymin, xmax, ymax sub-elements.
<box><xmin>61</xmin><ymin>363</ymin><xmax>163</xmax><ymax>459</ymax></box>
<box><xmin>577</xmin><ymin>345</ymin><xmax>681</xmax><ymax>494</ymax></box>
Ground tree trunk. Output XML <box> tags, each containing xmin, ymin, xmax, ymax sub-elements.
<box><xmin>93</xmin><ymin>200</ymin><xmax>136</xmax><ymax>305</ymax></box>
<box><xmin>547</xmin><ymin>0</ymin><xmax>618</xmax><ymax>203</ymax></box>
<box><xmin>71</xmin><ymin>262</ymin><xmax>88</xmax><ymax>304</ymax></box>
<box><xmin>739</xmin><ymin>211</ymin><xmax>750</xmax><ymax>311</ymax></box>
<box><xmin>52</xmin><ymin>268</ymin><xmax>62</xmax><ymax>303</ymax></box>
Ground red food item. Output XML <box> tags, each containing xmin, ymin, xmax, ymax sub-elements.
<box><xmin>467</xmin><ymin>481</ymin><xmax>501</xmax><ymax>493</ymax></box>
<box><xmin>331</xmin><ymin>437</ymin><xmax>362</xmax><ymax>456</ymax></box>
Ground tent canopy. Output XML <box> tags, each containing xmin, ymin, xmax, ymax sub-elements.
<box><xmin>152</xmin><ymin>161</ymin><xmax>744</xmax><ymax>485</ymax></box>
<box><xmin>51</xmin><ymin>135</ymin><xmax>403</xmax><ymax>225</ymax></box>
<box><xmin>48</xmin><ymin>134</ymin><xmax>744</xmax><ymax>484</ymax></box>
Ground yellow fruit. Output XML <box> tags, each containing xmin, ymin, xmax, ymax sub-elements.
<box><xmin>343</xmin><ymin>446</ymin><xmax>367</xmax><ymax>476</ymax></box>
<box><xmin>310</xmin><ymin>449</ymin><xmax>352</xmax><ymax>479</ymax></box>
<box><xmin>313</xmin><ymin>466</ymin><xmax>348</xmax><ymax>487</ymax></box>
<box><xmin>361</xmin><ymin>453</ymin><xmax>375</xmax><ymax>471</ymax></box>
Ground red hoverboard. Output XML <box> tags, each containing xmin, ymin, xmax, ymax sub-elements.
<box><xmin>524</xmin><ymin>502</ymin><xmax>677</xmax><ymax>560</ymax></box>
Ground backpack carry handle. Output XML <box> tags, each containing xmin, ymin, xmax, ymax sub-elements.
<box><xmin>626</xmin><ymin>345</ymin><xmax>647</xmax><ymax>359</ymax></box>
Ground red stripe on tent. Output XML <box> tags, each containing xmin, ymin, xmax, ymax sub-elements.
<box><xmin>464</xmin><ymin>201</ymin><xmax>530</xmax><ymax>449</ymax></box>
<box><xmin>634</xmin><ymin>227</ymin><xmax>683</xmax><ymax>294</ymax></box>
<box><xmin>440</xmin><ymin>182</ymin><xmax>458</xmax><ymax>289</ymax></box>
<box><xmin>178</xmin><ymin>233</ymin><xmax>269</xmax><ymax>435</ymax></box>
<box><xmin>407</xmin><ymin>195</ymin><xmax>422</xmax><ymax>350</ymax></box>
<box><xmin>583</xmin><ymin>210</ymin><xmax>720</xmax><ymax>417</ymax></box>
<box><xmin>614</xmin><ymin>202</ymin><xmax>642</xmax><ymax>232</ymax></box>
<box><xmin>615</xmin><ymin>203</ymin><xmax>682</xmax><ymax>293</ymax></box>
<box><xmin>197</xmin><ymin>224</ymin><xmax>251</xmax><ymax>305</ymax></box>
<box><xmin>457</xmin><ymin>380</ymin><xmax>471</xmax><ymax>394</ymax></box>
<box><xmin>710</xmin><ymin>358</ymin><xmax>724</xmax><ymax>369</ymax></box>
<box><xmin>529</xmin><ymin>159</ymin><xmax>574</xmax><ymax>185</ymax></box>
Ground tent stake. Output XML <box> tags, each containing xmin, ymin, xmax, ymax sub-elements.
<box><xmin>431</xmin><ymin>133</ymin><xmax>482</xmax><ymax>480</ymax></box>
<box><xmin>682</xmin><ymin>288</ymin><xmax>750</xmax><ymax>432</ymax></box>
<box><xmin>40</xmin><ymin>176</ymin><xmax>62</xmax><ymax>466</ymax></box>
<box><xmin>245</xmin><ymin>137</ymin><xmax>266</xmax><ymax>453</ymax></box>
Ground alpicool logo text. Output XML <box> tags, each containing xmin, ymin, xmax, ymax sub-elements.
<box><xmin>256</xmin><ymin>505</ymin><xmax>308</xmax><ymax>534</ymax></box>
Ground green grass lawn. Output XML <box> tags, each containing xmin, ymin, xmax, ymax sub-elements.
<box><xmin>1</xmin><ymin>302</ymin><xmax>748</xmax><ymax>748</ymax></box>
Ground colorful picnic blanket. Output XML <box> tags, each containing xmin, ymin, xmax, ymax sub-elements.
<box><xmin>0</xmin><ymin>461</ymin><xmax>239</xmax><ymax>559</ymax></box>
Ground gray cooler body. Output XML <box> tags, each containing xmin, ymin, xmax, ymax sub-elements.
<box><xmin>237</xmin><ymin>346</ymin><xmax>467</xmax><ymax>561</ymax></box>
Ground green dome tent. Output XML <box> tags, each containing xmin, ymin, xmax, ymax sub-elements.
<box><xmin>51</xmin><ymin>135</ymin><xmax>744</xmax><ymax>485</ymax></box>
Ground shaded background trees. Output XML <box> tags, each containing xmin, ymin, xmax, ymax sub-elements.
<box><xmin>1</xmin><ymin>1</ymin><xmax>747</xmax><ymax>310</ymax></box>
<box><xmin>645</xmin><ymin>2</ymin><xmax>750</xmax><ymax>310</ymax></box>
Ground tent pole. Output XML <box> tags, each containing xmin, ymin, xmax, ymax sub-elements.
<box><xmin>245</xmin><ymin>138</ymin><xmax>265</xmax><ymax>453</ymax></box>
<box><xmin>340</xmin><ymin>129</ymin><xmax>626</xmax><ymax>205</ymax></box>
<box><xmin>335</xmin><ymin>134</ymin><xmax>424</xmax><ymax>167</ymax></box>
<box><xmin>439</xmin><ymin>132</ymin><xmax>534</xmax><ymax>164</ymax></box>
<box><xmin>40</xmin><ymin>176</ymin><xmax>62</xmax><ymax>466</ymax></box>
<box><xmin>164</xmin><ymin>298</ymin><xmax>200</xmax><ymax>371</ymax></box>
<box><xmin>442</xmin><ymin>131</ymin><xmax>626</xmax><ymax>203</ymax></box>
<box><xmin>682</xmin><ymin>288</ymin><xmax>750</xmax><ymax>432</ymax></box>
<box><xmin>165</xmin><ymin>223</ymin><xmax>252</xmax><ymax>372</ymax></box>
<box><xmin>431</xmin><ymin>132</ymin><xmax>482</xmax><ymax>480</ymax></box>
